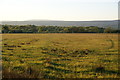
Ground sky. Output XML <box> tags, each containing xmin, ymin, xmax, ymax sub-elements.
<box><xmin>0</xmin><ymin>0</ymin><xmax>119</xmax><ymax>21</ymax></box>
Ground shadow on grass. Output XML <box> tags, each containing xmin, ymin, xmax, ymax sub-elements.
<box><xmin>48</xmin><ymin>62</ymin><xmax>66</xmax><ymax>67</ymax></box>
<box><xmin>41</xmin><ymin>51</ymin><xmax>60</xmax><ymax>57</ymax></box>
<box><xmin>100</xmin><ymin>70</ymin><xmax>119</xmax><ymax>74</ymax></box>
<box><xmin>45</xmin><ymin>66</ymin><xmax>72</xmax><ymax>73</ymax></box>
<box><xmin>43</xmin><ymin>74</ymin><xmax>57</xmax><ymax>79</ymax></box>
<box><xmin>53</xmin><ymin>58</ymin><xmax>72</xmax><ymax>61</ymax></box>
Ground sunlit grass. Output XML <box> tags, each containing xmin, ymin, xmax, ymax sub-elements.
<box><xmin>1</xmin><ymin>33</ymin><xmax>119</xmax><ymax>78</ymax></box>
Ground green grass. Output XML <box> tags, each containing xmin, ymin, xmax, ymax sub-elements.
<box><xmin>2</xmin><ymin>33</ymin><xmax>119</xmax><ymax>78</ymax></box>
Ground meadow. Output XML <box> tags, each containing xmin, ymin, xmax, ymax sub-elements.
<box><xmin>1</xmin><ymin>33</ymin><xmax>119</xmax><ymax>79</ymax></box>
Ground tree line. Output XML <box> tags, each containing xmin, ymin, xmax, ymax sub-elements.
<box><xmin>2</xmin><ymin>25</ymin><xmax>120</xmax><ymax>33</ymax></box>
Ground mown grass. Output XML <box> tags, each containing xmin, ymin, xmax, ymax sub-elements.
<box><xmin>1</xmin><ymin>33</ymin><xmax>119</xmax><ymax>78</ymax></box>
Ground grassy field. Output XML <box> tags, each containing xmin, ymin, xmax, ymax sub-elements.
<box><xmin>1</xmin><ymin>33</ymin><xmax>119</xmax><ymax>78</ymax></box>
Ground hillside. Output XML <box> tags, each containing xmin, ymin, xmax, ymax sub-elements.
<box><xmin>2</xmin><ymin>20</ymin><xmax>118</xmax><ymax>29</ymax></box>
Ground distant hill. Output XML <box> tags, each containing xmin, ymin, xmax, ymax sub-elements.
<box><xmin>1</xmin><ymin>20</ymin><xmax>118</xmax><ymax>29</ymax></box>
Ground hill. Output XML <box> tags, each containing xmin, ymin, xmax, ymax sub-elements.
<box><xmin>2</xmin><ymin>20</ymin><xmax>118</xmax><ymax>29</ymax></box>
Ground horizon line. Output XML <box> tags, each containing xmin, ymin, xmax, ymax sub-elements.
<box><xmin>1</xmin><ymin>19</ymin><xmax>118</xmax><ymax>22</ymax></box>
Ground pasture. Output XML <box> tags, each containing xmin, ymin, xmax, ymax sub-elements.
<box><xmin>1</xmin><ymin>33</ymin><xmax>119</xmax><ymax>78</ymax></box>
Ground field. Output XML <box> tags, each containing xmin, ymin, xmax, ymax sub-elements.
<box><xmin>2</xmin><ymin>33</ymin><xmax>119</xmax><ymax>78</ymax></box>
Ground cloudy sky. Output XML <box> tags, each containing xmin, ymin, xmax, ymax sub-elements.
<box><xmin>0</xmin><ymin>0</ymin><xmax>119</xmax><ymax>21</ymax></box>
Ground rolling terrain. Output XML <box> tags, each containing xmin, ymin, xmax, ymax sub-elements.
<box><xmin>2</xmin><ymin>20</ymin><xmax>118</xmax><ymax>29</ymax></box>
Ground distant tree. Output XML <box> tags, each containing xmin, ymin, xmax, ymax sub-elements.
<box><xmin>63</xmin><ymin>28</ymin><xmax>69</xmax><ymax>33</ymax></box>
<box><xmin>1</xmin><ymin>25</ymin><xmax>119</xmax><ymax>33</ymax></box>
<box><xmin>98</xmin><ymin>28</ymin><xmax>104</xmax><ymax>33</ymax></box>
<box><xmin>2</xmin><ymin>25</ymin><xmax>9</xmax><ymax>33</ymax></box>
<box><xmin>104</xmin><ymin>27</ymin><xmax>113</xmax><ymax>33</ymax></box>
